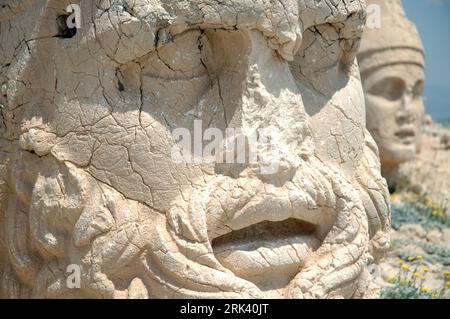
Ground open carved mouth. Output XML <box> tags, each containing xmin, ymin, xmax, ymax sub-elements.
<box><xmin>161</xmin><ymin>166</ymin><xmax>370</xmax><ymax>299</ymax></box>
<box><xmin>212</xmin><ymin>218</ymin><xmax>322</xmax><ymax>293</ymax></box>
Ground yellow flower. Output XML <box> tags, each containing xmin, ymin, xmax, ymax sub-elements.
<box><xmin>398</xmin><ymin>259</ymin><xmax>404</xmax><ymax>265</ymax></box>
<box><xmin>388</xmin><ymin>277</ymin><xmax>397</xmax><ymax>284</ymax></box>
<box><xmin>444</xmin><ymin>271</ymin><xmax>450</xmax><ymax>277</ymax></box>
<box><xmin>416</xmin><ymin>255</ymin><xmax>423</xmax><ymax>260</ymax></box>
<box><xmin>412</xmin><ymin>272</ymin><xmax>420</xmax><ymax>277</ymax></box>
<box><xmin>446</xmin><ymin>281</ymin><xmax>450</xmax><ymax>288</ymax></box>
<box><xmin>432</xmin><ymin>293</ymin><xmax>439</xmax><ymax>299</ymax></box>
<box><xmin>420</xmin><ymin>288</ymin><xmax>429</xmax><ymax>293</ymax></box>
<box><xmin>421</xmin><ymin>267</ymin><xmax>429</xmax><ymax>272</ymax></box>
<box><xmin>408</xmin><ymin>256</ymin><xmax>414</xmax><ymax>261</ymax></box>
<box><xmin>402</xmin><ymin>265</ymin><xmax>409</xmax><ymax>270</ymax></box>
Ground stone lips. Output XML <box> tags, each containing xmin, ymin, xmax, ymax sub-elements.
<box><xmin>156</xmin><ymin>151</ymin><xmax>389</xmax><ymax>298</ymax></box>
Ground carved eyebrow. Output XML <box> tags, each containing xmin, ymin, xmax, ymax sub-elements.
<box><xmin>94</xmin><ymin>0</ymin><xmax>366</xmax><ymax>63</ymax></box>
<box><xmin>117</xmin><ymin>0</ymin><xmax>302</xmax><ymax>60</ymax></box>
<box><xmin>299</xmin><ymin>0</ymin><xmax>366</xmax><ymax>32</ymax></box>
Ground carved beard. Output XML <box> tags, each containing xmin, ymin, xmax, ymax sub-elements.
<box><xmin>143</xmin><ymin>133</ymin><xmax>390</xmax><ymax>299</ymax></box>
<box><xmin>0</xmin><ymin>125</ymin><xmax>390</xmax><ymax>299</ymax></box>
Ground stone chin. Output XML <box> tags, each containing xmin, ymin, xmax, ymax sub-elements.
<box><xmin>377</xmin><ymin>137</ymin><xmax>418</xmax><ymax>167</ymax></box>
<box><xmin>366</xmin><ymin>125</ymin><xmax>419</xmax><ymax>186</ymax></box>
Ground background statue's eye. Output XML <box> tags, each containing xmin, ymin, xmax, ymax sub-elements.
<box><xmin>141</xmin><ymin>30</ymin><xmax>210</xmax><ymax>80</ymax></box>
<box><xmin>413</xmin><ymin>80</ymin><xmax>424</xmax><ymax>99</ymax></box>
<box><xmin>368</xmin><ymin>77</ymin><xmax>405</xmax><ymax>101</ymax></box>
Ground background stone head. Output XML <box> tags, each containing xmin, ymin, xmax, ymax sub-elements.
<box><xmin>358</xmin><ymin>0</ymin><xmax>426</xmax><ymax>185</ymax></box>
<box><xmin>0</xmin><ymin>0</ymin><xmax>390</xmax><ymax>299</ymax></box>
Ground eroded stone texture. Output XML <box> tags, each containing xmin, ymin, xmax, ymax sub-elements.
<box><xmin>399</xmin><ymin>123</ymin><xmax>450</xmax><ymax>212</ymax></box>
<box><xmin>357</xmin><ymin>0</ymin><xmax>425</xmax><ymax>187</ymax></box>
<box><xmin>0</xmin><ymin>0</ymin><xmax>390</xmax><ymax>299</ymax></box>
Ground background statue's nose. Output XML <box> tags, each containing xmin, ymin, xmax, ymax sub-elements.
<box><xmin>396</xmin><ymin>108</ymin><xmax>416</xmax><ymax>125</ymax></box>
<box><xmin>396</xmin><ymin>90</ymin><xmax>417</xmax><ymax>125</ymax></box>
<box><xmin>401</xmin><ymin>90</ymin><xmax>414</xmax><ymax>108</ymax></box>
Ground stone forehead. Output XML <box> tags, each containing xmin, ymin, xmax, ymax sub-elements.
<box><xmin>95</xmin><ymin>0</ymin><xmax>366</xmax><ymax>60</ymax></box>
<box><xmin>359</xmin><ymin>0</ymin><xmax>423</xmax><ymax>52</ymax></box>
<box><xmin>1</xmin><ymin>1</ymin><xmax>366</xmax><ymax>61</ymax></box>
<box><xmin>358</xmin><ymin>0</ymin><xmax>424</xmax><ymax>74</ymax></box>
<box><xmin>128</xmin><ymin>0</ymin><xmax>366</xmax><ymax>33</ymax></box>
<box><xmin>128</xmin><ymin>0</ymin><xmax>366</xmax><ymax>26</ymax></box>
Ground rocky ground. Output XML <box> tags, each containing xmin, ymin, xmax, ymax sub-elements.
<box><xmin>399</xmin><ymin>122</ymin><xmax>450</xmax><ymax>212</ymax></box>
<box><xmin>377</xmin><ymin>207</ymin><xmax>450</xmax><ymax>299</ymax></box>
<box><xmin>376</xmin><ymin>123</ymin><xmax>450</xmax><ymax>299</ymax></box>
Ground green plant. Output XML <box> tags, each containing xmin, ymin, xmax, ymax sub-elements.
<box><xmin>381</xmin><ymin>258</ymin><xmax>449</xmax><ymax>299</ymax></box>
<box><xmin>391</xmin><ymin>239</ymin><xmax>450</xmax><ymax>266</ymax></box>
<box><xmin>390</xmin><ymin>192</ymin><xmax>449</xmax><ymax>230</ymax></box>
<box><xmin>381</xmin><ymin>282</ymin><xmax>432</xmax><ymax>299</ymax></box>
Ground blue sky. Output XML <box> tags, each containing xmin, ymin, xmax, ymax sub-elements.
<box><xmin>403</xmin><ymin>0</ymin><xmax>450</xmax><ymax>123</ymax></box>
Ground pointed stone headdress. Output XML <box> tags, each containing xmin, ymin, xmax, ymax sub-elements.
<box><xmin>358</xmin><ymin>0</ymin><xmax>425</xmax><ymax>74</ymax></box>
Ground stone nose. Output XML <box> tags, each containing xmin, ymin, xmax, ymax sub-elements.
<box><xmin>396</xmin><ymin>108</ymin><xmax>415</xmax><ymax>125</ymax></box>
<box><xmin>401</xmin><ymin>89</ymin><xmax>414</xmax><ymax>108</ymax></box>
<box><xmin>396</xmin><ymin>90</ymin><xmax>416</xmax><ymax>125</ymax></box>
<box><xmin>236</xmin><ymin>31</ymin><xmax>312</xmax><ymax>185</ymax></box>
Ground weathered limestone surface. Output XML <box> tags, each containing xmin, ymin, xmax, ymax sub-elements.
<box><xmin>372</xmin><ymin>123</ymin><xmax>450</xmax><ymax>298</ymax></box>
<box><xmin>399</xmin><ymin>124</ymin><xmax>450</xmax><ymax>212</ymax></box>
<box><xmin>359</xmin><ymin>0</ymin><xmax>449</xmax><ymax>208</ymax></box>
<box><xmin>0</xmin><ymin>0</ymin><xmax>390</xmax><ymax>299</ymax></box>
<box><xmin>357</xmin><ymin>0</ymin><xmax>425</xmax><ymax>187</ymax></box>
<box><xmin>358</xmin><ymin>0</ymin><xmax>449</xmax><ymax>298</ymax></box>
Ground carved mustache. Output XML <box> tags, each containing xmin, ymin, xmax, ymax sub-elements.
<box><xmin>144</xmin><ymin>156</ymin><xmax>370</xmax><ymax>299</ymax></box>
<box><xmin>1</xmin><ymin>136</ymin><xmax>388</xmax><ymax>299</ymax></box>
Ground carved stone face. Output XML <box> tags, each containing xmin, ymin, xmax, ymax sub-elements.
<box><xmin>357</xmin><ymin>0</ymin><xmax>426</xmax><ymax>184</ymax></box>
<box><xmin>0</xmin><ymin>0</ymin><xmax>390</xmax><ymax>299</ymax></box>
<box><xmin>362</xmin><ymin>63</ymin><xmax>425</xmax><ymax>169</ymax></box>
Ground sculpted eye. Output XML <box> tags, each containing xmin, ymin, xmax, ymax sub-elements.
<box><xmin>141</xmin><ymin>30</ymin><xmax>210</xmax><ymax>80</ymax></box>
<box><xmin>368</xmin><ymin>77</ymin><xmax>405</xmax><ymax>101</ymax></box>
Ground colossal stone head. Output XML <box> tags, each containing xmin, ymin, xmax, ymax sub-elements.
<box><xmin>0</xmin><ymin>0</ymin><xmax>390</xmax><ymax>299</ymax></box>
<box><xmin>357</xmin><ymin>0</ymin><xmax>425</xmax><ymax>185</ymax></box>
